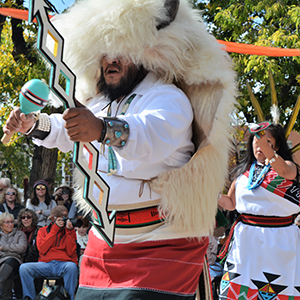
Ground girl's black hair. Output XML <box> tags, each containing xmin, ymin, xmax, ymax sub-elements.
<box><xmin>231</xmin><ymin>123</ymin><xmax>300</xmax><ymax>183</ymax></box>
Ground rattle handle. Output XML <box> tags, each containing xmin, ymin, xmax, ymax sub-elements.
<box><xmin>1</xmin><ymin>132</ymin><xmax>13</xmax><ymax>144</ymax></box>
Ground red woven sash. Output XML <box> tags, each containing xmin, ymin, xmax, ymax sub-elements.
<box><xmin>94</xmin><ymin>206</ymin><xmax>165</xmax><ymax>228</ymax></box>
<box><xmin>218</xmin><ymin>214</ymin><xmax>295</xmax><ymax>261</ymax></box>
<box><xmin>241</xmin><ymin>214</ymin><xmax>294</xmax><ymax>227</ymax></box>
<box><xmin>114</xmin><ymin>206</ymin><xmax>164</xmax><ymax>228</ymax></box>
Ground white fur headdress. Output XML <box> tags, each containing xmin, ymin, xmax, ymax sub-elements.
<box><xmin>53</xmin><ymin>0</ymin><xmax>237</xmax><ymax>235</ymax></box>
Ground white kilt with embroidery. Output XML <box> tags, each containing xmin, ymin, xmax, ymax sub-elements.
<box><xmin>220</xmin><ymin>172</ymin><xmax>300</xmax><ymax>299</ymax></box>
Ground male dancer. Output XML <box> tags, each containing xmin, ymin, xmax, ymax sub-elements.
<box><xmin>3</xmin><ymin>0</ymin><xmax>236</xmax><ymax>298</ymax></box>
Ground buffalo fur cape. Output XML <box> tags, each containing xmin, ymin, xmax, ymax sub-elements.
<box><xmin>53</xmin><ymin>0</ymin><xmax>237</xmax><ymax>236</ymax></box>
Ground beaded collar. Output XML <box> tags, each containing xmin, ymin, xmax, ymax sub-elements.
<box><xmin>247</xmin><ymin>160</ymin><xmax>271</xmax><ymax>190</ymax></box>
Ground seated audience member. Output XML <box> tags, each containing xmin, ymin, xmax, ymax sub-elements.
<box><xmin>51</xmin><ymin>187</ymin><xmax>63</xmax><ymax>204</ymax></box>
<box><xmin>0</xmin><ymin>178</ymin><xmax>10</xmax><ymax>195</ymax></box>
<box><xmin>76</xmin><ymin>217</ymin><xmax>89</xmax><ymax>254</ymax></box>
<box><xmin>75</xmin><ymin>217</ymin><xmax>90</xmax><ymax>270</ymax></box>
<box><xmin>0</xmin><ymin>187</ymin><xmax>25</xmax><ymax>225</ymax></box>
<box><xmin>14</xmin><ymin>209</ymin><xmax>41</xmax><ymax>298</ymax></box>
<box><xmin>54</xmin><ymin>185</ymin><xmax>80</xmax><ymax>219</ymax></box>
<box><xmin>17</xmin><ymin>209</ymin><xmax>43</xmax><ymax>295</ymax></box>
<box><xmin>18</xmin><ymin>208</ymin><xmax>40</xmax><ymax>263</ymax></box>
<box><xmin>19</xmin><ymin>205</ymin><xmax>78</xmax><ymax>300</ymax></box>
<box><xmin>26</xmin><ymin>180</ymin><xmax>57</xmax><ymax>227</ymax></box>
<box><xmin>0</xmin><ymin>212</ymin><xmax>27</xmax><ymax>299</ymax></box>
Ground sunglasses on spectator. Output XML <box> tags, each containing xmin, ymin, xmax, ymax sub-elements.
<box><xmin>6</xmin><ymin>192</ymin><xmax>16</xmax><ymax>196</ymax></box>
<box><xmin>0</xmin><ymin>189</ymin><xmax>3</xmax><ymax>192</ymax></box>
<box><xmin>36</xmin><ymin>186</ymin><xmax>46</xmax><ymax>191</ymax></box>
<box><xmin>3</xmin><ymin>221</ymin><xmax>14</xmax><ymax>224</ymax></box>
<box><xmin>22</xmin><ymin>215</ymin><xmax>32</xmax><ymax>220</ymax></box>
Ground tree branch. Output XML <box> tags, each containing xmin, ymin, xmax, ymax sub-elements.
<box><xmin>11</xmin><ymin>17</ymin><xmax>36</xmax><ymax>64</ymax></box>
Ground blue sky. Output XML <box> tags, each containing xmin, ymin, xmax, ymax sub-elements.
<box><xmin>24</xmin><ymin>0</ymin><xmax>76</xmax><ymax>13</ymax></box>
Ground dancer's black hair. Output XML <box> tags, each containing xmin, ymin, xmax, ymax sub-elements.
<box><xmin>231</xmin><ymin>123</ymin><xmax>300</xmax><ymax>183</ymax></box>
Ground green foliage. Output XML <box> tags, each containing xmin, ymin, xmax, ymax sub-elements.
<box><xmin>198</xmin><ymin>0</ymin><xmax>300</xmax><ymax>129</ymax></box>
<box><xmin>0</xmin><ymin>13</ymin><xmax>52</xmax><ymax>187</ymax></box>
<box><xmin>55</xmin><ymin>151</ymin><xmax>73</xmax><ymax>185</ymax></box>
<box><xmin>0</xmin><ymin>131</ymin><xmax>32</xmax><ymax>187</ymax></box>
<box><xmin>0</xmin><ymin>21</ymin><xmax>50</xmax><ymax>117</ymax></box>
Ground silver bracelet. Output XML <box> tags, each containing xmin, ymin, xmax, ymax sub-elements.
<box><xmin>98</xmin><ymin>117</ymin><xmax>129</xmax><ymax>147</ymax></box>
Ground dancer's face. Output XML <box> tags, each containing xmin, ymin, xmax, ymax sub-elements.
<box><xmin>252</xmin><ymin>130</ymin><xmax>277</xmax><ymax>163</ymax></box>
<box><xmin>98</xmin><ymin>56</ymin><xmax>147</xmax><ymax>102</ymax></box>
<box><xmin>101</xmin><ymin>56</ymin><xmax>136</xmax><ymax>88</ymax></box>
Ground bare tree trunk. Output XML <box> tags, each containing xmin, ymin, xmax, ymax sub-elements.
<box><xmin>26</xmin><ymin>146</ymin><xmax>58</xmax><ymax>200</ymax></box>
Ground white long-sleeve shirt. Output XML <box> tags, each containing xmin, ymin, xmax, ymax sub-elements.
<box><xmin>35</xmin><ymin>73</ymin><xmax>194</xmax><ymax>210</ymax></box>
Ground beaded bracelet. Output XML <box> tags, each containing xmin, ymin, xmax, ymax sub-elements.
<box><xmin>25</xmin><ymin>113</ymin><xmax>51</xmax><ymax>140</ymax></box>
<box><xmin>265</xmin><ymin>151</ymin><xmax>278</xmax><ymax>165</ymax></box>
<box><xmin>269</xmin><ymin>152</ymin><xmax>278</xmax><ymax>164</ymax></box>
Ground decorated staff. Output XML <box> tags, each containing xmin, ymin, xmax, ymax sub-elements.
<box><xmin>3</xmin><ymin>0</ymin><xmax>237</xmax><ymax>299</ymax></box>
<box><xmin>31</xmin><ymin>0</ymin><xmax>116</xmax><ymax>246</ymax></box>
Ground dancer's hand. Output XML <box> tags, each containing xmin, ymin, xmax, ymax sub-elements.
<box><xmin>3</xmin><ymin>108</ymin><xmax>36</xmax><ymax>135</ymax></box>
<box><xmin>62</xmin><ymin>101</ymin><xmax>103</xmax><ymax>142</ymax></box>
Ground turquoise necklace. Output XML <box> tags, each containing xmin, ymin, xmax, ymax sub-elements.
<box><xmin>247</xmin><ymin>160</ymin><xmax>271</xmax><ymax>190</ymax></box>
<box><xmin>106</xmin><ymin>94</ymin><xmax>136</xmax><ymax>176</ymax></box>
